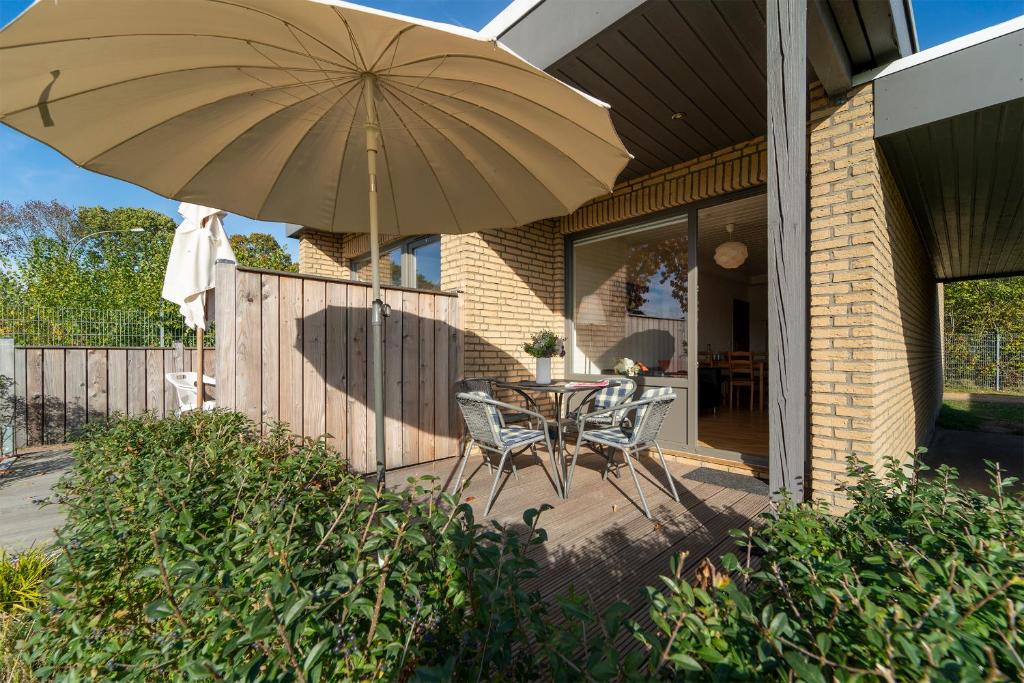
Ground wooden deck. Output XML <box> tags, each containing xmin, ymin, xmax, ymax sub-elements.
<box><xmin>394</xmin><ymin>447</ymin><xmax>770</xmax><ymax>637</ymax></box>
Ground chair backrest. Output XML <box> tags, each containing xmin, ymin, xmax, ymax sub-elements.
<box><xmin>591</xmin><ymin>378</ymin><xmax>636</xmax><ymax>410</ymax></box>
<box><xmin>454</xmin><ymin>377</ymin><xmax>495</xmax><ymax>396</ymax></box>
<box><xmin>631</xmin><ymin>388</ymin><xmax>677</xmax><ymax>445</ymax></box>
<box><xmin>455</xmin><ymin>391</ymin><xmax>503</xmax><ymax>449</ymax></box>
<box><xmin>727</xmin><ymin>351</ymin><xmax>753</xmax><ymax>375</ymax></box>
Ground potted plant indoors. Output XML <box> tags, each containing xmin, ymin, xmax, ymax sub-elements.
<box><xmin>524</xmin><ymin>330</ymin><xmax>564</xmax><ymax>384</ymax></box>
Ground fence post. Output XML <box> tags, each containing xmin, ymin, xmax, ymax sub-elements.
<box><xmin>0</xmin><ymin>337</ymin><xmax>14</xmax><ymax>456</ymax></box>
<box><xmin>995</xmin><ymin>329</ymin><xmax>1001</xmax><ymax>392</ymax></box>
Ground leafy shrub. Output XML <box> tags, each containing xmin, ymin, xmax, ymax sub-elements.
<box><xmin>20</xmin><ymin>412</ymin><xmax>554</xmax><ymax>680</ymax></box>
<box><xmin>587</xmin><ymin>454</ymin><xmax>1023</xmax><ymax>681</ymax></box>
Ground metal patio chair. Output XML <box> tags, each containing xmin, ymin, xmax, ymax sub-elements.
<box><xmin>567</xmin><ymin>387</ymin><xmax>680</xmax><ymax>519</ymax></box>
<box><xmin>566</xmin><ymin>377</ymin><xmax>637</xmax><ymax>429</ymax></box>
<box><xmin>452</xmin><ymin>391</ymin><xmax>560</xmax><ymax>516</ymax></box>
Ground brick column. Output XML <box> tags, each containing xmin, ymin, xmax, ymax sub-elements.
<box><xmin>808</xmin><ymin>82</ymin><xmax>942</xmax><ymax>510</ymax></box>
<box><xmin>298</xmin><ymin>230</ymin><xmax>349</xmax><ymax>278</ymax></box>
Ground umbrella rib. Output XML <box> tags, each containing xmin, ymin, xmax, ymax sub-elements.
<box><xmin>331</xmin><ymin>7</ymin><xmax>370</xmax><ymax>71</ymax></box>
<box><xmin>256</xmin><ymin>80</ymin><xmax>362</xmax><ymax>219</ymax></box>
<box><xmin>389</xmin><ymin>83</ymin><xmax>604</xmax><ymax>206</ymax></box>
<box><xmin>376</xmin><ymin>89</ymin><xmax>461</xmax><ymax>233</ymax></box>
<box><xmin>77</xmin><ymin>76</ymin><xmax>357</xmax><ymax>168</ymax></box>
<box><xmin>2</xmin><ymin>65</ymin><xmax>349</xmax><ymax>119</ymax></box>
<box><xmin>170</xmin><ymin>86</ymin><xmax>346</xmax><ymax>200</ymax></box>
<box><xmin>0</xmin><ymin>32</ymin><xmax>355</xmax><ymax>73</ymax></box>
<box><xmin>329</xmin><ymin>84</ymin><xmax>368</xmax><ymax>232</ymax></box>
<box><xmin>246</xmin><ymin>40</ymin><xmax>343</xmax><ymax>98</ymax></box>
<box><xmin>381</xmin><ymin>85</ymin><xmax>519</xmax><ymax>229</ymax></box>
<box><xmin>389</xmin><ymin>78</ymin><xmax>618</xmax><ymax>194</ymax></box>
<box><xmin>205</xmin><ymin>0</ymin><xmax>361</xmax><ymax>71</ymax></box>
<box><xmin>368</xmin><ymin>25</ymin><xmax>418</xmax><ymax>73</ymax></box>
<box><xmin>388</xmin><ymin>74</ymin><xmax>631</xmax><ymax>162</ymax></box>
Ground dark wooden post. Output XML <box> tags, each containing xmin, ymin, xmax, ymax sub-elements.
<box><xmin>767</xmin><ymin>0</ymin><xmax>808</xmax><ymax>500</ymax></box>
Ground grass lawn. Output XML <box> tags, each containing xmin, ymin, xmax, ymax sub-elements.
<box><xmin>937</xmin><ymin>399</ymin><xmax>1024</xmax><ymax>435</ymax></box>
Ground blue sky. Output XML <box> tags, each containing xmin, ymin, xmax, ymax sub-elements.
<box><xmin>1</xmin><ymin>0</ymin><xmax>1021</xmax><ymax>259</ymax></box>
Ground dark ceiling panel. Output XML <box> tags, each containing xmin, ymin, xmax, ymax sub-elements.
<box><xmin>548</xmin><ymin>0</ymin><xmax>768</xmax><ymax>178</ymax></box>
<box><xmin>827</xmin><ymin>0</ymin><xmax>873</xmax><ymax>68</ymax></box>
<box><xmin>857</xmin><ymin>0</ymin><xmax>902</xmax><ymax>64</ymax></box>
<box><xmin>879</xmin><ymin>99</ymin><xmax>1024</xmax><ymax>280</ymax></box>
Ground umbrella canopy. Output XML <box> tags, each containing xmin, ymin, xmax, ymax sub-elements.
<box><xmin>0</xmin><ymin>0</ymin><xmax>630</xmax><ymax>235</ymax></box>
<box><xmin>161</xmin><ymin>203</ymin><xmax>236</xmax><ymax>331</ymax></box>
<box><xmin>0</xmin><ymin>0</ymin><xmax>631</xmax><ymax>484</ymax></box>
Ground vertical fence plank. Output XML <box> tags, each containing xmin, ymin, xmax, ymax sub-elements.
<box><xmin>279</xmin><ymin>276</ymin><xmax>304</xmax><ymax>435</ymax></box>
<box><xmin>215</xmin><ymin>261</ymin><xmax>237</xmax><ymax>410</ymax></box>
<box><xmin>348</xmin><ymin>287</ymin><xmax>368</xmax><ymax>473</ymax></box>
<box><xmin>108</xmin><ymin>349</ymin><xmax>128</xmax><ymax>417</ymax></box>
<box><xmin>447</xmin><ymin>296</ymin><xmax>463</xmax><ymax>459</ymax></box>
<box><xmin>384</xmin><ymin>289</ymin><xmax>403</xmax><ymax>470</ymax></box>
<box><xmin>418</xmin><ymin>296</ymin><xmax>435</xmax><ymax>464</ymax></box>
<box><xmin>14</xmin><ymin>347</ymin><xmax>27</xmax><ymax>449</ymax></box>
<box><xmin>325</xmin><ymin>282</ymin><xmax>347</xmax><ymax>452</ymax></box>
<box><xmin>401</xmin><ymin>292</ymin><xmax>420</xmax><ymax>467</ymax></box>
<box><xmin>163</xmin><ymin>348</ymin><xmax>177</xmax><ymax>414</ymax></box>
<box><xmin>43</xmin><ymin>349</ymin><xmax>65</xmax><ymax>444</ymax></box>
<box><xmin>25</xmin><ymin>349</ymin><xmax>43</xmax><ymax>446</ymax></box>
<box><xmin>433</xmin><ymin>297</ymin><xmax>451</xmax><ymax>461</ymax></box>
<box><xmin>0</xmin><ymin>339</ymin><xmax>13</xmax><ymax>454</ymax></box>
<box><xmin>86</xmin><ymin>349</ymin><xmax>108</xmax><ymax>424</ymax></box>
<box><xmin>65</xmin><ymin>349</ymin><xmax>87</xmax><ymax>438</ymax></box>
<box><xmin>236</xmin><ymin>270</ymin><xmax>263</xmax><ymax>423</ymax></box>
<box><xmin>146</xmin><ymin>349</ymin><xmax>164</xmax><ymax>417</ymax></box>
<box><xmin>261</xmin><ymin>275</ymin><xmax>280</xmax><ymax>430</ymax></box>
<box><xmin>127</xmin><ymin>350</ymin><xmax>146</xmax><ymax>416</ymax></box>
<box><xmin>303</xmin><ymin>280</ymin><xmax>327</xmax><ymax>439</ymax></box>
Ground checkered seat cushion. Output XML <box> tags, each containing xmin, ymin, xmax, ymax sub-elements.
<box><xmin>570</xmin><ymin>379</ymin><xmax>636</xmax><ymax>427</ymax></box>
<box><xmin>580</xmin><ymin>427</ymin><xmax>632</xmax><ymax>445</ymax></box>
<box><xmin>499</xmin><ymin>426</ymin><xmax>546</xmax><ymax>447</ymax></box>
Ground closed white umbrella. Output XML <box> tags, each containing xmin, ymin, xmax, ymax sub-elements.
<box><xmin>0</xmin><ymin>0</ymin><xmax>631</xmax><ymax>482</ymax></box>
<box><xmin>161</xmin><ymin>202</ymin><xmax>236</xmax><ymax>406</ymax></box>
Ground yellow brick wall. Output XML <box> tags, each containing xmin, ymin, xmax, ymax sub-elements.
<box><xmin>808</xmin><ymin>82</ymin><xmax>941</xmax><ymax>510</ymax></box>
<box><xmin>298</xmin><ymin>230</ymin><xmax>349</xmax><ymax>279</ymax></box>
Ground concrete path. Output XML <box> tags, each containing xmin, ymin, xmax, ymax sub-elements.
<box><xmin>924</xmin><ymin>428</ymin><xmax>1024</xmax><ymax>493</ymax></box>
<box><xmin>0</xmin><ymin>447</ymin><xmax>73</xmax><ymax>553</ymax></box>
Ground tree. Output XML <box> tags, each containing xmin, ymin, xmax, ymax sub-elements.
<box><xmin>944</xmin><ymin>276</ymin><xmax>1024</xmax><ymax>335</ymax></box>
<box><xmin>229</xmin><ymin>232</ymin><xmax>297</xmax><ymax>272</ymax></box>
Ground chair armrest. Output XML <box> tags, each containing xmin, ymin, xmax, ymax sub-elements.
<box><xmin>461</xmin><ymin>393</ymin><xmax>550</xmax><ymax>427</ymax></box>
<box><xmin>576</xmin><ymin>395</ymin><xmax>674</xmax><ymax>425</ymax></box>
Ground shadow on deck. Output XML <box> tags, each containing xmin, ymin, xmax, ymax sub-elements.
<box><xmin>393</xmin><ymin>448</ymin><xmax>770</xmax><ymax>647</ymax></box>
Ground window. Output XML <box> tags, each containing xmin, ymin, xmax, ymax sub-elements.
<box><xmin>571</xmin><ymin>215</ymin><xmax>688</xmax><ymax>376</ymax></box>
<box><xmin>350</xmin><ymin>236</ymin><xmax>441</xmax><ymax>290</ymax></box>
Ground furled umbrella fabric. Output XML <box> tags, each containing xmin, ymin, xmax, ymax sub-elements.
<box><xmin>161</xmin><ymin>203</ymin><xmax>236</xmax><ymax>331</ymax></box>
<box><xmin>0</xmin><ymin>0</ymin><xmax>632</xmax><ymax>483</ymax></box>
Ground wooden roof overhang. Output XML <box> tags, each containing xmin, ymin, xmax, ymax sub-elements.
<box><xmin>872</xmin><ymin>18</ymin><xmax>1024</xmax><ymax>281</ymax></box>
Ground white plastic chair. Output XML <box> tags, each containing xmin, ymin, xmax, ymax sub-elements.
<box><xmin>165</xmin><ymin>372</ymin><xmax>217</xmax><ymax>415</ymax></box>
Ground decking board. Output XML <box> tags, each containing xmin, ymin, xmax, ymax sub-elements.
<box><xmin>394</xmin><ymin>451</ymin><xmax>769</xmax><ymax>632</ymax></box>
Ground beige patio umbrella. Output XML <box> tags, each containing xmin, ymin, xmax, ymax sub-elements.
<box><xmin>0</xmin><ymin>0</ymin><xmax>630</xmax><ymax>482</ymax></box>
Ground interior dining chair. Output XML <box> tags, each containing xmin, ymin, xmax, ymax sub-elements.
<box><xmin>727</xmin><ymin>351</ymin><xmax>755</xmax><ymax>411</ymax></box>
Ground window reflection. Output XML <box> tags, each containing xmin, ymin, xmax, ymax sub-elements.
<box><xmin>572</xmin><ymin>218</ymin><xmax>688</xmax><ymax>376</ymax></box>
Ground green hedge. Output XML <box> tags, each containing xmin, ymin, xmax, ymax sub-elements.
<box><xmin>16</xmin><ymin>412</ymin><xmax>1024</xmax><ymax>681</ymax></box>
<box><xmin>19</xmin><ymin>413</ymin><xmax>550</xmax><ymax>680</ymax></box>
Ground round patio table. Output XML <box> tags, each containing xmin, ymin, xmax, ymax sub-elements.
<box><xmin>493</xmin><ymin>378</ymin><xmax>623</xmax><ymax>497</ymax></box>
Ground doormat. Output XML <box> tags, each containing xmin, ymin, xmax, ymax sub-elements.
<box><xmin>680</xmin><ymin>467</ymin><xmax>769</xmax><ymax>495</ymax></box>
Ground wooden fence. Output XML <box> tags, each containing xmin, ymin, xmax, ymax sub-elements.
<box><xmin>5</xmin><ymin>343</ymin><xmax>214</xmax><ymax>448</ymax></box>
<box><xmin>214</xmin><ymin>263</ymin><xmax>464</xmax><ymax>473</ymax></box>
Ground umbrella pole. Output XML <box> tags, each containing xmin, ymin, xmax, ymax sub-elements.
<box><xmin>195</xmin><ymin>326</ymin><xmax>205</xmax><ymax>407</ymax></box>
<box><xmin>364</xmin><ymin>75</ymin><xmax>386</xmax><ymax>485</ymax></box>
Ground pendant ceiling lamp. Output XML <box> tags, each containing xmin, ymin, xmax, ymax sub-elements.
<box><xmin>714</xmin><ymin>223</ymin><xmax>748</xmax><ymax>269</ymax></box>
